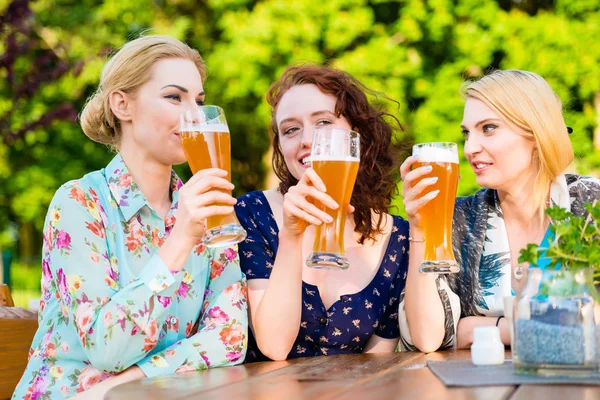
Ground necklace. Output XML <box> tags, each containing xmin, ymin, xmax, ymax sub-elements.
<box><xmin>512</xmin><ymin>221</ymin><xmax>549</xmax><ymax>282</ymax></box>
<box><xmin>514</xmin><ymin>264</ymin><xmax>525</xmax><ymax>281</ymax></box>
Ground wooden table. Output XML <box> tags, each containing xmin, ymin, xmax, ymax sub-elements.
<box><xmin>105</xmin><ymin>350</ymin><xmax>600</xmax><ymax>400</ymax></box>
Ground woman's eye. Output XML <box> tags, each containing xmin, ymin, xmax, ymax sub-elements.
<box><xmin>315</xmin><ymin>119</ymin><xmax>332</xmax><ymax>126</ymax></box>
<box><xmin>283</xmin><ymin>127</ymin><xmax>299</xmax><ymax>135</ymax></box>
<box><xmin>483</xmin><ymin>124</ymin><xmax>497</xmax><ymax>133</ymax></box>
<box><xmin>165</xmin><ymin>94</ymin><xmax>181</xmax><ymax>102</ymax></box>
<box><xmin>196</xmin><ymin>99</ymin><xmax>205</xmax><ymax>106</ymax></box>
<box><xmin>461</xmin><ymin>129</ymin><xmax>470</xmax><ymax>139</ymax></box>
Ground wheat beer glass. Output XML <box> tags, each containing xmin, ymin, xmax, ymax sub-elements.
<box><xmin>413</xmin><ymin>142</ymin><xmax>459</xmax><ymax>273</ymax></box>
<box><xmin>179</xmin><ymin>106</ymin><xmax>247</xmax><ymax>247</ymax></box>
<box><xmin>306</xmin><ymin>127</ymin><xmax>360</xmax><ymax>270</ymax></box>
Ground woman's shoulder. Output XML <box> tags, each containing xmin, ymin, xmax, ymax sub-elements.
<box><xmin>51</xmin><ymin>169</ymin><xmax>109</xmax><ymax>208</ymax></box>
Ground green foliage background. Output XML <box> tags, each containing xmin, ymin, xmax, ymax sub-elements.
<box><xmin>1</xmin><ymin>0</ymin><xmax>599</xmax><ymax>269</ymax></box>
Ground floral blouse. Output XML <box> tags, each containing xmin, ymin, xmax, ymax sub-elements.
<box><xmin>13</xmin><ymin>154</ymin><xmax>247</xmax><ymax>400</ymax></box>
<box><xmin>235</xmin><ymin>191</ymin><xmax>408</xmax><ymax>362</ymax></box>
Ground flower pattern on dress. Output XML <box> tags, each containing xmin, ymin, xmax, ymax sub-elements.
<box><xmin>13</xmin><ymin>154</ymin><xmax>247</xmax><ymax>400</ymax></box>
<box><xmin>234</xmin><ymin>191</ymin><xmax>408</xmax><ymax>362</ymax></box>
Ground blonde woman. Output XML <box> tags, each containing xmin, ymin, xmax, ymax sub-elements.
<box><xmin>399</xmin><ymin>70</ymin><xmax>600</xmax><ymax>352</ymax></box>
<box><xmin>13</xmin><ymin>36</ymin><xmax>247</xmax><ymax>399</ymax></box>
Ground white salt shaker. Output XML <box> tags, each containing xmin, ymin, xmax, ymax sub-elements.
<box><xmin>471</xmin><ymin>326</ymin><xmax>504</xmax><ymax>365</ymax></box>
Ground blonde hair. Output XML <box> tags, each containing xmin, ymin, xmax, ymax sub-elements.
<box><xmin>463</xmin><ymin>70</ymin><xmax>574</xmax><ymax>219</ymax></box>
<box><xmin>80</xmin><ymin>35</ymin><xmax>206</xmax><ymax>148</ymax></box>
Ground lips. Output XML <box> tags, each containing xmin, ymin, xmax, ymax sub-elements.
<box><xmin>298</xmin><ymin>153</ymin><xmax>311</xmax><ymax>168</ymax></box>
<box><xmin>471</xmin><ymin>161</ymin><xmax>492</xmax><ymax>174</ymax></box>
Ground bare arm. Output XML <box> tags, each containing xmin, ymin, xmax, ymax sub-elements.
<box><xmin>456</xmin><ymin>316</ymin><xmax>511</xmax><ymax>349</ymax></box>
<box><xmin>249</xmin><ymin>169</ymin><xmax>337</xmax><ymax>360</ymax></box>
<box><xmin>248</xmin><ymin>231</ymin><xmax>304</xmax><ymax>360</ymax></box>
<box><xmin>363</xmin><ymin>335</ymin><xmax>399</xmax><ymax>353</ymax></box>
<box><xmin>400</xmin><ymin>156</ymin><xmax>447</xmax><ymax>353</ymax></box>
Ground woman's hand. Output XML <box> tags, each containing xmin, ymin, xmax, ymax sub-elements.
<box><xmin>68</xmin><ymin>366</ymin><xmax>145</xmax><ymax>400</ymax></box>
<box><xmin>281</xmin><ymin>168</ymin><xmax>339</xmax><ymax>237</ymax></box>
<box><xmin>173</xmin><ymin>168</ymin><xmax>237</xmax><ymax>244</ymax></box>
<box><xmin>399</xmin><ymin>156</ymin><xmax>439</xmax><ymax>230</ymax></box>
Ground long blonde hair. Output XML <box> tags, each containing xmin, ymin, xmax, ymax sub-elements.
<box><xmin>464</xmin><ymin>70</ymin><xmax>574</xmax><ymax>219</ymax></box>
<box><xmin>80</xmin><ymin>35</ymin><xmax>206</xmax><ymax>148</ymax></box>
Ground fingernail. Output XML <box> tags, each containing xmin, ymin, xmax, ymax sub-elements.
<box><xmin>431</xmin><ymin>190</ymin><xmax>440</xmax><ymax>196</ymax></box>
<box><xmin>424</xmin><ymin>165</ymin><xmax>433</xmax><ymax>171</ymax></box>
<box><xmin>331</xmin><ymin>202</ymin><xmax>339</xmax><ymax>209</ymax></box>
<box><xmin>427</xmin><ymin>177</ymin><xmax>439</xmax><ymax>184</ymax></box>
<box><xmin>327</xmin><ymin>216</ymin><xmax>334</xmax><ymax>223</ymax></box>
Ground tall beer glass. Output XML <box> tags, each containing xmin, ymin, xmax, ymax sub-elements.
<box><xmin>413</xmin><ymin>142</ymin><xmax>459</xmax><ymax>273</ymax></box>
<box><xmin>179</xmin><ymin>106</ymin><xmax>247</xmax><ymax>247</ymax></box>
<box><xmin>306</xmin><ymin>127</ymin><xmax>360</xmax><ymax>270</ymax></box>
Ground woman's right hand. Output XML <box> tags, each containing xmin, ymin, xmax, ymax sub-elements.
<box><xmin>281</xmin><ymin>168</ymin><xmax>338</xmax><ymax>237</ymax></box>
<box><xmin>174</xmin><ymin>168</ymin><xmax>237</xmax><ymax>244</ymax></box>
<box><xmin>400</xmin><ymin>156</ymin><xmax>440</xmax><ymax>230</ymax></box>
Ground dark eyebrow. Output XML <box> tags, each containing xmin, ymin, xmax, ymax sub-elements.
<box><xmin>460</xmin><ymin>118</ymin><xmax>502</xmax><ymax>131</ymax></box>
<box><xmin>278</xmin><ymin>110</ymin><xmax>336</xmax><ymax>127</ymax></box>
<box><xmin>161</xmin><ymin>84</ymin><xmax>188</xmax><ymax>92</ymax></box>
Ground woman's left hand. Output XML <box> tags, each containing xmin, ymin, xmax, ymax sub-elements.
<box><xmin>68</xmin><ymin>366</ymin><xmax>145</xmax><ymax>400</ymax></box>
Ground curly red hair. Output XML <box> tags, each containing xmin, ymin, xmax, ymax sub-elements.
<box><xmin>267</xmin><ymin>64</ymin><xmax>405</xmax><ymax>244</ymax></box>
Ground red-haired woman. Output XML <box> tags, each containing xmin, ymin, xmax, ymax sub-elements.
<box><xmin>235</xmin><ymin>64</ymin><xmax>409</xmax><ymax>361</ymax></box>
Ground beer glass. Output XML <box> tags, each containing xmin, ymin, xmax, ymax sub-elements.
<box><xmin>179</xmin><ymin>106</ymin><xmax>247</xmax><ymax>247</ymax></box>
<box><xmin>306</xmin><ymin>127</ymin><xmax>360</xmax><ymax>270</ymax></box>
<box><xmin>413</xmin><ymin>142</ymin><xmax>459</xmax><ymax>273</ymax></box>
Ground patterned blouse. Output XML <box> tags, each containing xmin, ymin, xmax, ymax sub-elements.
<box><xmin>398</xmin><ymin>174</ymin><xmax>600</xmax><ymax>351</ymax></box>
<box><xmin>13</xmin><ymin>154</ymin><xmax>247</xmax><ymax>400</ymax></box>
<box><xmin>235</xmin><ymin>191</ymin><xmax>408</xmax><ymax>362</ymax></box>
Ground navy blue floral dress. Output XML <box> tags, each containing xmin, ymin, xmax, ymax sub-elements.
<box><xmin>235</xmin><ymin>191</ymin><xmax>409</xmax><ymax>362</ymax></box>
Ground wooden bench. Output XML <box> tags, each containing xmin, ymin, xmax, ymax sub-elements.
<box><xmin>0</xmin><ymin>284</ymin><xmax>38</xmax><ymax>400</ymax></box>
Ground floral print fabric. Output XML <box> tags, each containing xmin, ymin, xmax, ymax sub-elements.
<box><xmin>234</xmin><ymin>191</ymin><xmax>408</xmax><ymax>362</ymax></box>
<box><xmin>13</xmin><ymin>154</ymin><xmax>247</xmax><ymax>399</ymax></box>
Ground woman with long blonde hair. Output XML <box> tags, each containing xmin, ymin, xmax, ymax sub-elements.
<box><xmin>399</xmin><ymin>69</ymin><xmax>600</xmax><ymax>352</ymax></box>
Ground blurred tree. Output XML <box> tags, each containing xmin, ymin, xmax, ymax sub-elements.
<box><xmin>1</xmin><ymin>0</ymin><xmax>599</xmax><ymax>257</ymax></box>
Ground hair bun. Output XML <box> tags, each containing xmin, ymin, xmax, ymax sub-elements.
<box><xmin>79</xmin><ymin>93</ymin><xmax>116</xmax><ymax>146</ymax></box>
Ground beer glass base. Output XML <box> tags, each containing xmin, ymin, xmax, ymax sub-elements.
<box><xmin>306</xmin><ymin>252</ymin><xmax>349</xmax><ymax>270</ymax></box>
<box><xmin>419</xmin><ymin>260</ymin><xmax>459</xmax><ymax>274</ymax></box>
<box><xmin>204</xmin><ymin>223</ymin><xmax>247</xmax><ymax>248</ymax></box>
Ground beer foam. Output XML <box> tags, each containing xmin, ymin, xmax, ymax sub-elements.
<box><xmin>414</xmin><ymin>146</ymin><xmax>458</xmax><ymax>164</ymax></box>
<box><xmin>181</xmin><ymin>122</ymin><xmax>230</xmax><ymax>133</ymax></box>
<box><xmin>310</xmin><ymin>154</ymin><xmax>359</xmax><ymax>162</ymax></box>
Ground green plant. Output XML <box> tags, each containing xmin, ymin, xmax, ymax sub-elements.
<box><xmin>519</xmin><ymin>200</ymin><xmax>600</xmax><ymax>286</ymax></box>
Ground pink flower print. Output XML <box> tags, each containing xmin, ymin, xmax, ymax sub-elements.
<box><xmin>226</xmin><ymin>351</ymin><xmax>243</xmax><ymax>362</ymax></box>
<box><xmin>42</xmin><ymin>258</ymin><xmax>51</xmax><ymax>282</ymax></box>
<box><xmin>45</xmin><ymin>342</ymin><xmax>57</xmax><ymax>358</ymax></box>
<box><xmin>219</xmin><ymin>323</ymin><xmax>244</xmax><ymax>347</ymax></box>
<box><xmin>175</xmin><ymin>364</ymin><xmax>195</xmax><ymax>373</ymax></box>
<box><xmin>119</xmin><ymin>173</ymin><xmax>134</xmax><ymax>187</ymax></box>
<box><xmin>57</xmin><ymin>269</ymin><xmax>69</xmax><ymax>299</ymax></box>
<box><xmin>157</xmin><ymin>295</ymin><xmax>171</xmax><ymax>308</ymax></box>
<box><xmin>90</xmin><ymin>253</ymin><xmax>100</xmax><ymax>263</ymax></box>
<box><xmin>104</xmin><ymin>311</ymin><xmax>112</xmax><ymax>326</ymax></box>
<box><xmin>177</xmin><ymin>282</ymin><xmax>190</xmax><ymax>298</ymax></box>
<box><xmin>203</xmin><ymin>306</ymin><xmax>230</xmax><ymax>330</ymax></box>
<box><xmin>77</xmin><ymin>366</ymin><xmax>106</xmax><ymax>391</ymax></box>
<box><xmin>56</xmin><ymin>231</ymin><xmax>71</xmax><ymax>249</ymax></box>
<box><xmin>201</xmin><ymin>352</ymin><xmax>211</xmax><ymax>367</ymax></box>
<box><xmin>45</xmin><ymin>224</ymin><xmax>54</xmax><ymax>251</ymax></box>
<box><xmin>86</xmin><ymin>221</ymin><xmax>105</xmax><ymax>238</ymax></box>
<box><xmin>224</xmin><ymin>247</ymin><xmax>237</xmax><ymax>262</ymax></box>
<box><xmin>61</xmin><ymin>342</ymin><xmax>70</xmax><ymax>353</ymax></box>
